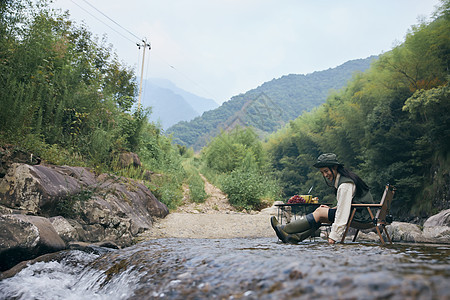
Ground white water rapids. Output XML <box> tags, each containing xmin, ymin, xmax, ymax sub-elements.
<box><xmin>1</xmin><ymin>238</ymin><xmax>449</xmax><ymax>299</ymax></box>
<box><xmin>0</xmin><ymin>251</ymin><xmax>139</xmax><ymax>300</ymax></box>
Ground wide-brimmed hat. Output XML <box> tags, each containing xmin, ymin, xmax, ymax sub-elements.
<box><xmin>313</xmin><ymin>153</ymin><xmax>344</xmax><ymax>168</ymax></box>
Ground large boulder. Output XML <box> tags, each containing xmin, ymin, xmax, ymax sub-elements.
<box><xmin>422</xmin><ymin>209</ymin><xmax>450</xmax><ymax>244</ymax></box>
<box><xmin>386</xmin><ymin>212</ymin><xmax>450</xmax><ymax>244</ymax></box>
<box><xmin>387</xmin><ymin>222</ymin><xmax>424</xmax><ymax>243</ymax></box>
<box><xmin>0</xmin><ymin>163</ymin><xmax>95</xmax><ymax>215</ymax></box>
<box><xmin>423</xmin><ymin>209</ymin><xmax>450</xmax><ymax>227</ymax></box>
<box><xmin>0</xmin><ymin>163</ymin><xmax>169</xmax><ymax>249</ymax></box>
<box><xmin>0</xmin><ymin>145</ymin><xmax>40</xmax><ymax>178</ymax></box>
<box><xmin>0</xmin><ymin>214</ymin><xmax>66</xmax><ymax>271</ymax></box>
<box><xmin>422</xmin><ymin>225</ymin><xmax>450</xmax><ymax>243</ymax></box>
<box><xmin>49</xmin><ymin>216</ymin><xmax>80</xmax><ymax>243</ymax></box>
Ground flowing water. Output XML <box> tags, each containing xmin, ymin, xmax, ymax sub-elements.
<box><xmin>1</xmin><ymin>238</ymin><xmax>449</xmax><ymax>299</ymax></box>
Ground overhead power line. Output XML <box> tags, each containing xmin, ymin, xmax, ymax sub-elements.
<box><xmin>67</xmin><ymin>0</ymin><xmax>219</xmax><ymax>102</ymax></box>
<box><xmin>68</xmin><ymin>0</ymin><xmax>136</xmax><ymax>44</ymax></box>
<box><xmin>80</xmin><ymin>0</ymin><xmax>142</xmax><ymax>41</ymax></box>
<box><xmin>151</xmin><ymin>52</ymin><xmax>218</xmax><ymax>101</ymax></box>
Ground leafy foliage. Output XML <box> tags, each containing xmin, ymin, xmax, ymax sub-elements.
<box><xmin>265</xmin><ymin>2</ymin><xmax>450</xmax><ymax>220</ymax></box>
<box><xmin>183</xmin><ymin>158</ymin><xmax>208</xmax><ymax>203</ymax></box>
<box><xmin>201</xmin><ymin>127</ymin><xmax>281</xmax><ymax>210</ymax></box>
<box><xmin>0</xmin><ymin>0</ymin><xmax>186</xmax><ymax>210</ymax></box>
<box><xmin>0</xmin><ymin>1</ymin><xmax>137</xmax><ymax>161</ymax></box>
<box><xmin>219</xmin><ymin>169</ymin><xmax>266</xmax><ymax>211</ymax></box>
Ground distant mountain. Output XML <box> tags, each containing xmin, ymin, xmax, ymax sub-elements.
<box><xmin>166</xmin><ymin>56</ymin><xmax>378</xmax><ymax>150</ymax></box>
<box><xmin>139</xmin><ymin>79</ymin><xmax>219</xmax><ymax>129</ymax></box>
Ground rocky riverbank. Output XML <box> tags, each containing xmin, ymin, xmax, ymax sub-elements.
<box><xmin>0</xmin><ymin>146</ymin><xmax>168</xmax><ymax>271</ymax></box>
<box><xmin>1</xmin><ymin>145</ymin><xmax>449</xmax><ymax>274</ymax></box>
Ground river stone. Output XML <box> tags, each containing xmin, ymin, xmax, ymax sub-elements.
<box><xmin>0</xmin><ymin>162</ymin><xmax>168</xmax><ymax>248</ymax></box>
<box><xmin>420</xmin><ymin>209</ymin><xmax>450</xmax><ymax>243</ymax></box>
<box><xmin>79</xmin><ymin>223</ymin><xmax>105</xmax><ymax>243</ymax></box>
<box><xmin>422</xmin><ymin>226</ymin><xmax>450</xmax><ymax>243</ymax></box>
<box><xmin>353</xmin><ymin>231</ymin><xmax>384</xmax><ymax>242</ymax></box>
<box><xmin>0</xmin><ymin>164</ymin><xmax>42</xmax><ymax>214</ymax></box>
<box><xmin>423</xmin><ymin>209</ymin><xmax>450</xmax><ymax>227</ymax></box>
<box><xmin>49</xmin><ymin>216</ymin><xmax>79</xmax><ymax>243</ymax></box>
<box><xmin>0</xmin><ymin>214</ymin><xmax>66</xmax><ymax>271</ymax></box>
<box><xmin>0</xmin><ymin>163</ymin><xmax>89</xmax><ymax>215</ymax></box>
<box><xmin>9</xmin><ymin>215</ymin><xmax>66</xmax><ymax>250</ymax></box>
<box><xmin>387</xmin><ymin>221</ymin><xmax>424</xmax><ymax>243</ymax></box>
<box><xmin>0</xmin><ymin>204</ymin><xmax>13</xmax><ymax>214</ymax></box>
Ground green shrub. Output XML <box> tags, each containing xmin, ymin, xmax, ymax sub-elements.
<box><xmin>187</xmin><ymin>170</ymin><xmax>208</xmax><ymax>203</ymax></box>
<box><xmin>89</xmin><ymin>128</ymin><xmax>112</xmax><ymax>166</ymax></box>
<box><xmin>147</xmin><ymin>173</ymin><xmax>183</xmax><ymax>210</ymax></box>
<box><xmin>181</xmin><ymin>157</ymin><xmax>208</xmax><ymax>203</ymax></box>
<box><xmin>219</xmin><ymin>169</ymin><xmax>266</xmax><ymax>211</ymax></box>
<box><xmin>188</xmin><ymin>173</ymin><xmax>208</xmax><ymax>203</ymax></box>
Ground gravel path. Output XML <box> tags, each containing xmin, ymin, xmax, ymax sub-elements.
<box><xmin>140</xmin><ymin>174</ymin><xmax>279</xmax><ymax>239</ymax></box>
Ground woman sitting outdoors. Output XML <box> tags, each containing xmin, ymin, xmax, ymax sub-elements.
<box><xmin>271</xmin><ymin>153</ymin><xmax>375</xmax><ymax>244</ymax></box>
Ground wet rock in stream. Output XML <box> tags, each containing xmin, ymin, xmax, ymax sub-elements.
<box><xmin>1</xmin><ymin>237</ymin><xmax>449</xmax><ymax>299</ymax></box>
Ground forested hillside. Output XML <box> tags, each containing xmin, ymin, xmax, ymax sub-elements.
<box><xmin>167</xmin><ymin>56</ymin><xmax>377</xmax><ymax>150</ymax></box>
<box><xmin>264</xmin><ymin>2</ymin><xmax>449</xmax><ymax>220</ymax></box>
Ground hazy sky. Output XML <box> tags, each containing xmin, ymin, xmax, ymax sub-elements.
<box><xmin>50</xmin><ymin>0</ymin><xmax>441</xmax><ymax>104</ymax></box>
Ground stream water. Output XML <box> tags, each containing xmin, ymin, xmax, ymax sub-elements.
<box><xmin>1</xmin><ymin>238</ymin><xmax>449</xmax><ymax>299</ymax></box>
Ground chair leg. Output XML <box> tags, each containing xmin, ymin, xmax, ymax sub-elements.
<box><xmin>383</xmin><ymin>226</ymin><xmax>392</xmax><ymax>244</ymax></box>
<box><xmin>341</xmin><ymin>208</ymin><xmax>357</xmax><ymax>243</ymax></box>
<box><xmin>352</xmin><ymin>229</ymin><xmax>360</xmax><ymax>242</ymax></box>
<box><xmin>375</xmin><ymin>226</ymin><xmax>385</xmax><ymax>245</ymax></box>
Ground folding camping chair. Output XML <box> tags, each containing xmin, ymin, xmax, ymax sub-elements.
<box><xmin>340</xmin><ymin>184</ymin><xmax>395</xmax><ymax>245</ymax></box>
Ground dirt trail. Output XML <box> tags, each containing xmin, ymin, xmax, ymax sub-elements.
<box><xmin>140</xmin><ymin>174</ymin><xmax>279</xmax><ymax>240</ymax></box>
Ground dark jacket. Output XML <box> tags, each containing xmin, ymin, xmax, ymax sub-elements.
<box><xmin>337</xmin><ymin>175</ymin><xmax>374</xmax><ymax>223</ymax></box>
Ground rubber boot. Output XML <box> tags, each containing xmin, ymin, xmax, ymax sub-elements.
<box><xmin>288</xmin><ymin>227</ymin><xmax>322</xmax><ymax>243</ymax></box>
<box><xmin>285</xmin><ymin>228</ymin><xmax>316</xmax><ymax>243</ymax></box>
<box><xmin>283</xmin><ymin>216</ymin><xmax>311</xmax><ymax>234</ymax></box>
<box><xmin>271</xmin><ymin>216</ymin><xmax>289</xmax><ymax>242</ymax></box>
<box><xmin>271</xmin><ymin>215</ymin><xmax>321</xmax><ymax>244</ymax></box>
<box><xmin>271</xmin><ymin>216</ymin><xmax>315</xmax><ymax>244</ymax></box>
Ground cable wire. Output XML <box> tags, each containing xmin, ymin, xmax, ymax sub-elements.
<box><xmin>68</xmin><ymin>0</ymin><xmax>219</xmax><ymax>102</ymax></box>
<box><xmin>68</xmin><ymin>0</ymin><xmax>136</xmax><ymax>44</ymax></box>
<box><xmin>151</xmin><ymin>52</ymin><xmax>218</xmax><ymax>101</ymax></box>
<box><xmin>80</xmin><ymin>0</ymin><xmax>142</xmax><ymax>41</ymax></box>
